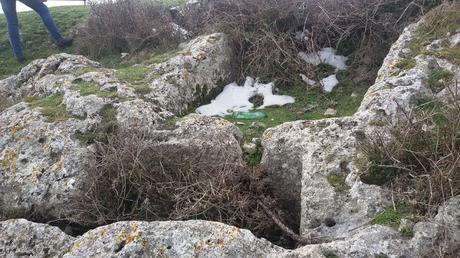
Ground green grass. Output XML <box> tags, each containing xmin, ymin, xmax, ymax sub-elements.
<box><xmin>427</xmin><ymin>69</ymin><xmax>454</xmax><ymax>93</ymax></box>
<box><xmin>144</xmin><ymin>49</ymin><xmax>181</xmax><ymax>65</ymax></box>
<box><xmin>224</xmin><ymin>77</ymin><xmax>368</xmax><ymax>141</ymax></box>
<box><xmin>372</xmin><ymin>204</ymin><xmax>412</xmax><ymax>232</ymax></box>
<box><xmin>78</xmin><ymin>81</ymin><xmax>118</xmax><ymax>98</ymax></box>
<box><xmin>394</xmin><ymin>58</ymin><xmax>416</xmax><ymax>71</ymax></box>
<box><xmin>0</xmin><ymin>6</ymin><xmax>90</xmax><ymax>79</ymax></box>
<box><xmin>76</xmin><ymin>104</ymin><xmax>118</xmax><ymax>144</ymax></box>
<box><xmin>405</xmin><ymin>3</ymin><xmax>460</xmax><ymax>65</ymax></box>
<box><xmin>26</xmin><ymin>94</ymin><xmax>70</xmax><ymax>122</ymax></box>
<box><xmin>115</xmin><ymin>66</ymin><xmax>155</xmax><ymax>94</ymax></box>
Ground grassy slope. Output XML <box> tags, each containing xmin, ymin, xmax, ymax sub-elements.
<box><xmin>0</xmin><ymin>6</ymin><xmax>89</xmax><ymax>79</ymax></box>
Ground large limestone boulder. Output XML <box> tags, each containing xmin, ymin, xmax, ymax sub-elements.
<box><xmin>64</xmin><ymin>220</ymin><xmax>282</xmax><ymax>257</ymax></box>
<box><xmin>0</xmin><ymin>219</ymin><xmax>75</xmax><ymax>258</ymax></box>
<box><xmin>0</xmin><ymin>34</ymin><xmax>240</xmax><ymax>222</ymax></box>
<box><xmin>143</xmin><ymin>33</ymin><xmax>234</xmax><ymax>115</ymax></box>
<box><xmin>1</xmin><ymin>196</ymin><xmax>458</xmax><ymax>258</ymax></box>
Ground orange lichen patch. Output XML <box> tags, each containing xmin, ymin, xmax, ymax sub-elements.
<box><xmin>0</xmin><ymin>150</ymin><xmax>18</xmax><ymax>174</ymax></box>
<box><xmin>10</xmin><ymin>123</ymin><xmax>23</xmax><ymax>138</ymax></box>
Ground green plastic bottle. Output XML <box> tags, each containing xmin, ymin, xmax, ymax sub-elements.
<box><xmin>232</xmin><ymin>111</ymin><xmax>267</xmax><ymax>120</ymax></box>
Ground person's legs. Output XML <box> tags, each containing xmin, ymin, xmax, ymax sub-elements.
<box><xmin>19</xmin><ymin>0</ymin><xmax>62</xmax><ymax>41</ymax></box>
<box><xmin>0</xmin><ymin>0</ymin><xmax>24</xmax><ymax>60</ymax></box>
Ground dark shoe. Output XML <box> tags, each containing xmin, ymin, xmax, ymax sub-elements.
<box><xmin>56</xmin><ymin>37</ymin><xmax>73</xmax><ymax>49</ymax></box>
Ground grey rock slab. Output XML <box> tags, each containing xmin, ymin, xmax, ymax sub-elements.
<box><xmin>0</xmin><ymin>219</ymin><xmax>75</xmax><ymax>258</ymax></box>
<box><xmin>63</xmin><ymin>220</ymin><xmax>282</xmax><ymax>258</ymax></box>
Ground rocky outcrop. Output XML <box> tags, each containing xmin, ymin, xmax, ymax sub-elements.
<box><xmin>0</xmin><ymin>34</ymin><xmax>240</xmax><ymax>221</ymax></box>
<box><xmin>1</xmin><ymin>196</ymin><xmax>458</xmax><ymax>258</ymax></box>
<box><xmin>261</xmin><ymin>10</ymin><xmax>460</xmax><ymax>243</ymax></box>
<box><xmin>0</xmin><ymin>219</ymin><xmax>282</xmax><ymax>258</ymax></box>
<box><xmin>64</xmin><ymin>220</ymin><xmax>281</xmax><ymax>257</ymax></box>
<box><xmin>1</xmin><ymin>6</ymin><xmax>459</xmax><ymax>258</ymax></box>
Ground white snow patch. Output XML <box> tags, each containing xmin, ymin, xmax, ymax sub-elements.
<box><xmin>300</xmin><ymin>74</ymin><xmax>316</xmax><ymax>86</ymax></box>
<box><xmin>320</xmin><ymin>74</ymin><xmax>339</xmax><ymax>93</ymax></box>
<box><xmin>196</xmin><ymin>77</ymin><xmax>295</xmax><ymax>117</ymax></box>
<box><xmin>298</xmin><ymin>47</ymin><xmax>348</xmax><ymax>71</ymax></box>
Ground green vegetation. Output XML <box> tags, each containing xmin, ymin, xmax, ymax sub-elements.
<box><xmin>413</xmin><ymin>96</ymin><xmax>448</xmax><ymax>127</ymax></box>
<box><xmin>327</xmin><ymin>174</ymin><xmax>350</xmax><ymax>193</ymax></box>
<box><xmin>76</xmin><ymin>104</ymin><xmax>117</xmax><ymax>144</ymax></box>
<box><xmin>400</xmin><ymin>227</ymin><xmax>415</xmax><ymax>238</ymax></box>
<box><xmin>427</xmin><ymin>69</ymin><xmax>453</xmax><ymax>93</ymax></box>
<box><xmin>26</xmin><ymin>94</ymin><xmax>70</xmax><ymax>122</ymax></box>
<box><xmin>115</xmin><ymin>66</ymin><xmax>154</xmax><ymax>94</ymax></box>
<box><xmin>72</xmin><ymin>67</ymin><xmax>98</xmax><ymax>77</ymax></box>
<box><xmin>144</xmin><ymin>49</ymin><xmax>181</xmax><ymax>65</ymax></box>
<box><xmin>372</xmin><ymin>204</ymin><xmax>411</xmax><ymax>229</ymax></box>
<box><xmin>360</xmin><ymin>163</ymin><xmax>398</xmax><ymax>186</ymax></box>
<box><xmin>394</xmin><ymin>58</ymin><xmax>416</xmax><ymax>71</ymax></box>
<box><xmin>373</xmin><ymin>204</ymin><xmax>415</xmax><ymax>237</ymax></box>
<box><xmin>225</xmin><ymin>77</ymin><xmax>368</xmax><ymax>141</ymax></box>
<box><xmin>0</xmin><ymin>6</ymin><xmax>89</xmax><ymax>79</ymax></box>
<box><xmin>406</xmin><ymin>3</ymin><xmax>460</xmax><ymax>65</ymax></box>
<box><xmin>78</xmin><ymin>81</ymin><xmax>118</xmax><ymax>98</ymax></box>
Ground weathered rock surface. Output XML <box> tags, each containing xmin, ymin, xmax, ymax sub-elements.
<box><xmin>64</xmin><ymin>220</ymin><xmax>281</xmax><ymax>257</ymax></box>
<box><xmin>0</xmin><ymin>34</ymin><xmax>240</xmax><ymax>221</ymax></box>
<box><xmin>0</xmin><ymin>219</ymin><xmax>75</xmax><ymax>258</ymax></box>
<box><xmin>277</xmin><ymin>196</ymin><xmax>460</xmax><ymax>258</ymax></box>
<box><xmin>0</xmin><ymin>219</ymin><xmax>283</xmax><ymax>258</ymax></box>
<box><xmin>1</xmin><ymin>196</ymin><xmax>458</xmax><ymax>258</ymax></box>
<box><xmin>143</xmin><ymin>33</ymin><xmax>234</xmax><ymax>115</ymax></box>
<box><xmin>261</xmin><ymin>10</ymin><xmax>460</xmax><ymax>243</ymax></box>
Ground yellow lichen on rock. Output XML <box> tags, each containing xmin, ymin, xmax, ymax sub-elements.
<box><xmin>0</xmin><ymin>150</ymin><xmax>18</xmax><ymax>174</ymax></box>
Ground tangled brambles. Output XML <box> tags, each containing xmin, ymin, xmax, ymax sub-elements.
<box><xmin>71</xmin><ymin>129</ymin><xmax>295</xmax><ymax>247</ymax></box>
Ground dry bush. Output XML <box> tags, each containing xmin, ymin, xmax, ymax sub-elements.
<box><xmin>75</xmin><ymin>0</ymin><xmax>181</xmax><ymax>58</ymax></box>
<box><xmin>183</xmin><ymin>0</ymin><xmax>439</xmax><ymax>83</ymax></box>
<box><xmin>71</xmin><ymin>129</ymin><xmax>294</xmax><ymax>246</ymax></box>
<box><xmin>361</xmin><ymin>84</ymin><xmax>460</xmax><ymax>217</ymax></box>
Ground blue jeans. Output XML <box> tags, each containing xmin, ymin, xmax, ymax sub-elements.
<box><xmin>0</xmin><ymin>0</ymin><xmax>63</xmax><ymax>58</ymax></box>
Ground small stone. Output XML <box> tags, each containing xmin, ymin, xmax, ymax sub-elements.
<box><xmin>236</xmin><ymin>122</ymin><xmax>245</xmax><ymax>125</ymax></box>
<box><xmin>351</xmin><ymin>92</ymin><xmax>358</xmax><ymax>98</ymax></box>
<box><xmin>243</xmin><ymin>142</ymin><xmax>258</xmax><ymax>154</ymax></box>
<box><xmin>324</xmin><ymin>108</ymin><xmax>337</xmax><ymax>117</ymax></box>
<box><xmin>121</xmin><ymin>52</ymin><xmax>130</xmax><ymax>59</ymax></box>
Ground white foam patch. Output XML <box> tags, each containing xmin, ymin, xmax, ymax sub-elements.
<box><xmin>300</xmin><ymin>74</ymin><xmax>316</xmax><ymax>86</ymax></box>
<box><xmin>298</xmin><ymin>47</ymin><xmax>348</xmax><ymax>71</ymax></box>
<box><xmin>320</xmin><ymin>74</ymin><xmax>339</xmax><ymax>93</ymax></box>
<box><xmin>196</xmin><ymin>77</ymin><xmax>295</xmax><ymax>117</ymax></box>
